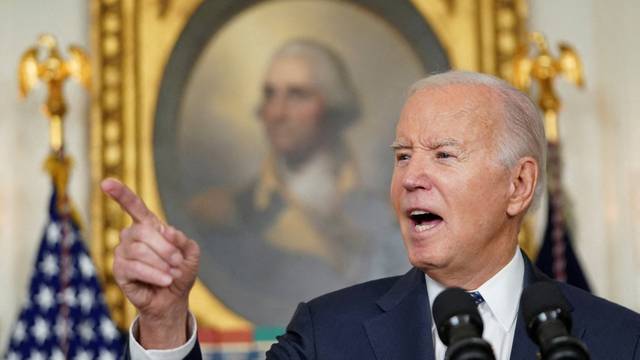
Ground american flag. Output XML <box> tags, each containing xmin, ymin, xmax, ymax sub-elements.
<box><xmin>535</xmin><ymin>142</ymin><xmax>591</xmax><ymax>292</ymax></box>
<box><xmin>5</xmin><ymin>190</ymin><xmax>123</xmax><ymax>360</ymax></box>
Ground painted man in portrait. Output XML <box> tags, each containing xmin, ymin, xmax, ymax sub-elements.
<box><xmin>186</xmin><ymin>39</ymin><xmax>408</xmax><ymax>326</ymax></box>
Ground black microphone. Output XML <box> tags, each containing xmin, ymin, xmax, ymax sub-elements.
<box><xmin>433</xmin><ymin>287</ymin><xmax>496</xmax><ymax>360</ymax></box>
<box><xmin>521</xmin><ymin>281</ymin><xmax>590</xmax><ymax>360</ymax></box>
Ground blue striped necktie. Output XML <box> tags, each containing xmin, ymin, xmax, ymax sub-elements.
<box><xmin>468</xmin><ymin>291</ymin><xmax>485</xmax><ymax>306</ymax></box>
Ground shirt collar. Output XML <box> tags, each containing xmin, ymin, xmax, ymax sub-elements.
<box><xmin>425</xmin><ymin>248</ymin><xmax>524</xmax><ymax>332</ymax></box>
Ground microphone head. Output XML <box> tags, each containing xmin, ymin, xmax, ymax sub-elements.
<box><xmin>433</xmin><ymin>287</ymin><xmax>484</xmax><ymax>345</ymax></box>
<box><xmin>521</xmin><ymin>281</ymin><xmax>572</xmax><ymax>339</ymax></box>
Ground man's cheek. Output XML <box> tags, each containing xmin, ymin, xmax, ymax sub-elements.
<box><xmin>389</xmin><ymin>183</ymin><xmax>400</xmax><ymax>209</ymax></box>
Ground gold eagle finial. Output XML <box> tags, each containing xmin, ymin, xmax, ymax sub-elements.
<box><xmin>512</xmin><ymin>32</ymin><xmax>584</xmax><ymax>143</ymax></box>
<box><xmin>18</xmin><ymin>34</ymin><xmax>91</xmax><ymax>152</ymax></box>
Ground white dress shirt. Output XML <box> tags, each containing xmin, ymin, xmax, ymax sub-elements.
<box><xmin>426</xmin><ymin>248</ymin><xmax>524</xmax><ymax>360</ymax></box>
<box><xmin>130</xmin><ymin>249</ymin><xmax>524</xmax><ymax>359</ymax></box>
<box><xmin>129</xmin><ymin>313</ymin><xmax>198</xmax><ymax>360</ymax></box>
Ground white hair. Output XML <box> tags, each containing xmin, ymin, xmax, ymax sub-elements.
<box><xmin>408</xmin><ymin>71</ymin><xmax>546</xmax><ymax>210</ymax></box>
<box><xmin>270</xmin><ymin>39</ymin><xmax>361</xmax><ymax>132</ymax></box>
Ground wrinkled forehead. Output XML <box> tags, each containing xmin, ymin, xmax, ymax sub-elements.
<box><xmin>396</xmin><ymin>84</ymin><xmax>505</xmax><ymax>141</ymax></box>
<box><xmin>264</xmin><ymin>55</ymin><xmax>317</xmax><ymax>87</ymax></box>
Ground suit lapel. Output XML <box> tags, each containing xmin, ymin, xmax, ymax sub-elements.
<box><xmin>509</xmin><ymin>308</ymin><xmax>539</xmax><ymax>359</ymax></box>
<box><xmin>509</xmin><ymin>252</ymin><xmax>540</xmax><ymax>358</ymax></box>
<box><xmin>510</xmin><ymin>251</ymin><xmax>586</xmax><ymax>358</ymax></box>
<box><xmin>364</xmin><ymin>268</ymin><xmax>435</xmax><ymax>360</ymax></box>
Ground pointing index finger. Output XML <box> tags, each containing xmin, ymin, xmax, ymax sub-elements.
<box><xmin>101</xmin><ymin>178</ymin><xmax>159</xmax><ymax>225</ymax></box>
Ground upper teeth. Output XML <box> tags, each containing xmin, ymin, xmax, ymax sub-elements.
<box><xmin>410</xmin><ymin>210</ymin><xmax>429</xmax><ymax>216</ymax></box>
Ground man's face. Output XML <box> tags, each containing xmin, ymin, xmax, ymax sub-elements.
<box><xmin>390</xmin><ymin>85</ymin><xmax>515</xmax><ymax>280</ymax></box>
<box><xmin>259</xmin><ymin>55</ymin><xmax>326</xmax><ymax>160</ymax></box>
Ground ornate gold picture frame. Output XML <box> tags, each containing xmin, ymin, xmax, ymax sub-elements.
<box><xmin>91</xmin><ymin>0</ymin><xmax>527</xmax><ymax>333</ymax></box>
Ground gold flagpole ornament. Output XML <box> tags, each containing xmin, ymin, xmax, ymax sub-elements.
<box><xmin>512</xmin><ymin>32</ymin><xmax>584</xmax><ymax>143</ymax></box>
<box><xmin>18</xmin><ymin>34</ymin><xmax>91</xmax><ymax>215</ymax></box>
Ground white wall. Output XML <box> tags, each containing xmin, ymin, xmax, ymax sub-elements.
<box><xmin>0</xmin><ymin>0</ymin><xmax>89</xmax><ymax>352</ymax></box>
<box><xmin>530</xmin><ymin>0</ymin><xmax>640</xmax><ymax>310</ymax></box>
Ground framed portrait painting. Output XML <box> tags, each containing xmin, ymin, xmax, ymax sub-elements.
<box><xmin>91</xmin><ymin>0</ymin><xmax>528</xmax><ymax>352</ymax></box>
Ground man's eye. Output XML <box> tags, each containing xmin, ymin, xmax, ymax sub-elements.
<box><xmin>396</xmin><ymin>153</ymin><xmax>410</xmax><ymax>162</ymax></box>
<box><xmin>263</xmin><ymin>87</ymin><xmax>274</xmax><ymax>100</ymax></box>
<box><xmin>436</xmin><ymin>151</ymin><xmax>453</xmax><ymax>159</ymax></box>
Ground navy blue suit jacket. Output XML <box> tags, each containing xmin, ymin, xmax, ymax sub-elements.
<box><xmin>175</xmin><ymin>253</ymin><xmax>640</xmax><ymax>359</ymax></box>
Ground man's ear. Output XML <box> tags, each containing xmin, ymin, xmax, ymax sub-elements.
<box><xmin>506</xmin><ymin>157</ymin><xmax>538</xmax><ymax>217</ymax></box>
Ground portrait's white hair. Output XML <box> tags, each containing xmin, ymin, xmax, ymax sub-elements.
<box><xmin>408</xmin><ymin>71</ymin><xmax>546</xmax><ymax>210</ymax></box>
<box><xmin>269</xmin><ymin>39</ymin><xmax>361</xmax><ymax>132</ymax></box>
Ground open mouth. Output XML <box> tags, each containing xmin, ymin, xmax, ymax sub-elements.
<box><xmin>408</xmin><ymin>209</ymin><xmax>443</xmax><ymax>233</ymax></box>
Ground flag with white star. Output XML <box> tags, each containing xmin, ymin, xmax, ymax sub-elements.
<box><xmin>5</xmin><ymin>190</ymin><xmax>123</xmax><ymax>360</ymax></box>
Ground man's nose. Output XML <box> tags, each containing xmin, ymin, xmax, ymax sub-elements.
<box><xmin>263</xmin><ymin>96</ymin><xmax>287</xmax><ymax>122</ymax></box>
<box><xmin>402</xmin><ymin>157</ymin><xmax>433</xmax><ymax>191</ymax></box>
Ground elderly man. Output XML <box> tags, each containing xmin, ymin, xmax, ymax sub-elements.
<box><xmin>102</xmin><ymin>71</ymin><xmax>640</xmax><ymax>359</ymax></box>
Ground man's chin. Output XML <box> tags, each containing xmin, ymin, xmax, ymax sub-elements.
<box><xmin>407</xmin><ymin>251</ymin><xmax>444</xmax><ymax>271</ymax></box>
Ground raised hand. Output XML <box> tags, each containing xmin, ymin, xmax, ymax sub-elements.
<box><xmin>100</xmin><ymin>178</ymin><xmax>200</xmax><ymax>349</ymax></box>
